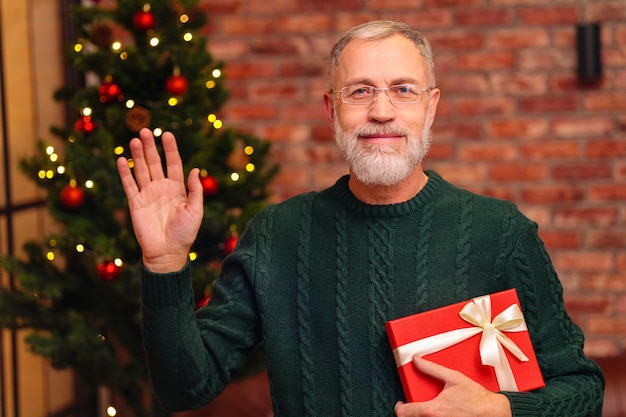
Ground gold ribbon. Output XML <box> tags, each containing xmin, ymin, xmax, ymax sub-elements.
<box><xmin>392</xmin><ymin>294</ymin><xmax>529</xmax><ymax>391</ymax></box>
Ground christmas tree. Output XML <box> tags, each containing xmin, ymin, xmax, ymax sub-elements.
<box><xmin>0</xmin><ymin>1</ymin><xmax>277</xmax><ymax>416</ymax></box>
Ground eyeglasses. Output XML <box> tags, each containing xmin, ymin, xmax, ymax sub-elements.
<box><xmin>331</xmin><ymin>84</ymin><xmax>434</xmax><ymax>105</ymax></box>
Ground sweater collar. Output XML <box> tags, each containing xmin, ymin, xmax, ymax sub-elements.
<box><xmin>332</xmin><ymin>170</ymin><xmax>445</xmax><ymax>217</ymax></box>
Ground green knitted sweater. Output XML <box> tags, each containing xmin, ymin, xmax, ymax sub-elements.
<box><xmin>142</xmin><ymin>171</ymin><xmax>604</xmax><ymax>417</ymax></box>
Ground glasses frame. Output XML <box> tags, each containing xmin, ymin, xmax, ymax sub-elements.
<box><xmin>331</xmin><ymin>84</ymin><xmax>436</xmax><ymax>105</ymax></box>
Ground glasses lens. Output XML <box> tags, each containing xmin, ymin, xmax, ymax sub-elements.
<box><xmin>342</xmin><ymin>86</ymin><xmax>374</xmax><ymax>104</ymax></box>
<box><xmin>390</xmin><ymin>85</ymin><xmax>422</xmax><ymax>103</ymax></box>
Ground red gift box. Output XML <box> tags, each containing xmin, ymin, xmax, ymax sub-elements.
<box><xmin>385</xmin><ymin>289</ymin><xmax>545</xmax><ymax>402</ymax></box>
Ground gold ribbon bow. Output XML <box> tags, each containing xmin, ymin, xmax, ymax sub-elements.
<box><xmin>392</xmin><ymin>294</ymin><xmax>529</xmax><ymax>391</ymax></box>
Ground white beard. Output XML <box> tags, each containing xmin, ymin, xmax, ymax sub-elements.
<box><xmin>334</xmin><ymin>109</ymin><xmax>432</xmax><ymax>186</ymax></box>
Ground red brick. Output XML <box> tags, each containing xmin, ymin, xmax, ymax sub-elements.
<box><xmin>491</xmin><ymin>73</ymin><xmax>547</xmax><ymax>95</ymax></box>
<box><xmin>458</xmin><ymin>143</ymin><xmax>517</xmax><ymax>161</ymax></box>
<box><xmin>224</xmin><ymin>103</ymin><xmax>277</xmax><ymax>121</ymax></box>
<box><xmin>551</xmin><ymin>117</ymin><xmax>615</xmax><ymax>138</ymax></box>
<box><xmin>457</xmin><ymin>51</ymin><xmax>515</xmax><ymax>71</ymax></box>
<box><xmin>427</xmin><ymin>143</ymin><xmax>454</xmax><ymax>159</ymax></box>
<box><xmin>521</xmin><ymin>185</ymin><xmax>584</xmax><ymax>204</ymax></box>
<box><xmin>456</xmin><ymin>97</ymin><xmax>513</xmax><ymax>116</ymax></box>
<box><xmin>489</xmin><ymin>163</ymin><xmax>547</xmax><ymax>181</ymax></box>
<box><xmin>539</xmin><ymin>230</ymin><xmax>581</xmax><ymax>249</ymax></box>
<box><xmin>551</xmin><ymin>164</ymin><xmax>612</xmax><ymax>180</ymax></box>
<box><xmin>223</xmin><ymin>61</ymin><xmax>276</xmax><ymax>80</ymax></box>
<box><xmin>432</xmin><ymin>122</ymin><xmax>482</xmax><ymax>139</ymax></box>
<box><xmin>518</xmin><ymin>6</ymin><xmax>580</xmax><ymax>25</ymax></box>
<box><xmin>586</xmin><ymin>317</ymin><xmax>626</xmax><ymax>336</ymax></box>
<box><xmin>486</xmin><ymin>28</ymin><xmax>550</xmax><ymax>49</ymax></box>
<box><xmin>484</xmin><ymin>118</ymin><xmax>549</xmax><ymax>140</ymax></box>
<box><xmin>518</xmin><ymin>49</ymin><xmax>573</xmax><ymax>71</ymax></box>
<box><xmin>552</xmin><ymin>251</ymin><xmax>613</xmax><ymax>273</ymax></box>
<box><xmin>564</xmin><ymin>295</ymin><xmax>611</xmax><ymax>314</ymax></box>
<box><xmin>281</xmin><ymin>104</ymin><xmax>326</xmax><ymax>122</ymax></box>
<box><xmin>424</xmin><ymin>0</ymin><xmax>484</xmax><ymax>6</ymax></box>
<box><xmin>518</xmin><ymin>96</ymin><xmax>578</xmax><ymax>113</ymax></box>
<box><xmin>589</xmin><ymin>185</ymin><xmax>626</xmax><ymax>201</ymax></box>
<box><xmin>554</xmin><ymin>207</ymin><xmax>618</xmax><ymax>228</ymax></box>
<box><xmin>587</xmin><ymin>230</ymin><xmax>626</xmax><ymax>249</ymax></box>
<box><xmin>520</xmin><ymin>141</ymin><xmax>580</xmax><ymax>159</ymax></box>
<box><xmin>584</xmin><ymin>93</ymin><xmax>626</xmax><ymax>112</ymax></box>
<box><xmin>582</xmin><ymin>272</ymin><xmax>626</xmax><ymax>292</ymax></box>
<box><xmin>428</xmin><ymin>32</ymin><xmax>484</xmax><ymax>50</ymax></box>
<box><xmin>437</xmin><ymin>74</ymin><xmax>489</xmax><ymax>94</ymax></box>
<box><xmin>454</xmin><ymin>8</ymin><xmax>512</xmax><ymax>26</ymax></box>
<box><xmin>586</xmin><ymin>140</ymin><xmax>626</xmax><ymax>158</ymax></box>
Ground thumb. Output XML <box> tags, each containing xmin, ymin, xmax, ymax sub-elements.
<box><xmin>187</xmin><ymin>168</ymin><xmax>204</xmax><ymax>207</ymax></box>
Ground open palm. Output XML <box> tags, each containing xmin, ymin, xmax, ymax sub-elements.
<box><xmin>117</xmin><ymin>129</ymin><xmax>204</xmax><ymax>273</ymax></box>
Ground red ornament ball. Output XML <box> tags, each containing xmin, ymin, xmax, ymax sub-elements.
<box><xmin>75</xmin><ymin>116</ymin><xmax>96</xmax><ymax>134</ymax></box>
<box><xmin>97</xmin><ymin>260</ymin><xmax>121</xmax><ymax>281</ymax></box>
<box><xmin>99</xmin><ymin>80</ymin><xmax>122</xmax><ymax>103</ymax></box>
<box><xmin>60</xmin><ymin>184</ymin><xmax>84</xmax><ymax>209</ymax></box>
<box><xmin>224</xmin><ymin>235</ymin><xmax>238</xmax><ymax>255</ymax></box>
<box><xmin>132</xmin><ymin>10</ymin><xmax>155</xmax><ymax>31</ymax></box>
<box><xmin>200</xmin><ymin>175</ymin><xmax>219</xmax><ymax>196</ymax></box>
<box><xmin>165</xmin><ymin>74</ymin><xmax>189</xmax><ymax>96</ymax></box>
<box><xmin>196</xmin><ymin>295</ymin><xmax>211</xmax><ymax>310</ymax></box>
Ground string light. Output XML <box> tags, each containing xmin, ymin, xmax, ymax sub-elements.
<box><xmin>114</xmin><ymin>146</ymin><xmax>124</xmax><ymax>155</ymax></box>
<box><xmin>183</xmin><ymin>32</ymin><xmax>193</xmax><ymax>42</ymax></box>
<box><xmin>82</xmin><ymin>107</ymin><xmax>93</xmax><ymax>117</ymax></box>
<box><xmin>153</xmin><ymin>128</ymin><xmax>163</xmax><ymax>137</ymax></box>
<box><xmin>85</xmin><ymin>180</ymin><xmax>94</xmax><ymax>189</ymax></box>
<box><xmin>114</xmin><ymin>258</ymin><xmax>123</xmax><ymax>268</ymax></box>
<box><xmin>230</xmin><ymin>172</ymin><xmax>240</xmax><ymax>182</ymax></box>
<box><xmin>213</xmin><ymin>120</ymin><xmax>223</xmax><ymax>129</ymax></box>
<box><xmin>111</xmin><ymin>42</ymin><xmax>122</xmax><ymax>52</ymax></box>
<box><xmin>168</xmin><ymin>97</ymin><xmax>179</xmax><ymax>106</ymax></box>
<box><xmin>76</xmin><ymin>244</ymin><xmax>85</xmax><ymax>253</ymax></box>
<box><xmin>205</xmin><ymin>80</ymin><xmax>216</xmax><ymax>89</ymax></box>
<box><xmin>189</xmin><ymin>252</ymin><xmax>198</xmax><ymax>261</ymax></box>
<box><xmin>207</xmin><ymin>114</ymin><xmax>217</xmax><ymax>123</ymax></box>
<box><xmin>46</xmin><ymin>251</ymin><xmax>55</xmax><ymax>261</ymax></box>
<box><xmin>74</xmin><ymin>43</ymin><xmax>83</xmax><ymax>53</ymax></box>
<box><xmin>179</xmin><ymin>14</ymin><xmax>189</xmax><ymax>24</ymax></box>
<box><xmin>57</xmin><ymin>166</ymin><xmax>66</xmax><ymax>175</ymax></box>
<box><xmin>246</xmin><ymin>163</ymin><xmax>255</xmax><ymax>172</ymax></box>
<box><xmin>106</xmin><ymin>406</ymin><xmax>117</xmax><ymax>417</ymax></box>
<box><xmin>244</xmin><ymin>146</ymin><xmax>254</xmax><ymax>155</ymax></box>
<box><xmin>149</xmin><ymin>37</ymin><xmax>159</xmax><ymax>47</ymax></box>
<box><xmin>212</xmin><ymin>69</ymin><xmax>221</xmax><ymax>78</ymax></box>
<box><xmin>126</xmin><ymin>100</ymin><xmax>135</xmax><ymax>108</ymax></box>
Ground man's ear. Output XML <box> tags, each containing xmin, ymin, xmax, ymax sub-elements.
<box><xmin>323</xmin><ymin>92</ymin><xmax>336</xmax><ymax>130</ymax></box>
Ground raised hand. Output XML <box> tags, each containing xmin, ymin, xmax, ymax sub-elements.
<box><xmin>394</xmin><ymin>356</ymin><xmax>512</xmax><ymax>417</ymax></box>
<box><xmin>116</xmin><ymin>128</ymin><xmax>204</xmax><ymax>273</ymax></box>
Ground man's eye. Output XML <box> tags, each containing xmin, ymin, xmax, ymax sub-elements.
<box><xmin>394</xmin><ymin>85</ymin><xmax>414</xmax><ymax>94</ymax></box>
<box><xmin>350</xmin><ymin>87</ymin><xmax>372</xmax><ymax>96</ymax></box>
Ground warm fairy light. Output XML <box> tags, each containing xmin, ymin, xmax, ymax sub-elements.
<box><xmin>46</xmin><ymin>251</ymin><xmax>55</xmax><ymax>261</ymax></box>
<box><xmin>49</xmin><ymin>153</ymin><xmax>58</xmax><ymax>162</ymax></box>
<box><xmin>212</xmin><ymin>69</ymin><xmax>221</xmax><ymax>78</ymax></box>
<box><xmin>114</xmin><ymin>258</ymin><xmax>123</xmax><ymax>267</ymax></box>
<box><xmin>82</xmin><ymin>107</ymin><xmax>93</xmax><ymax>117</ymax></box>
<box><xmin>107</xmin><ymin>406</ymin><xmax>117</xmax><ymax>417</ymax></box>
<box><xmin>207</xmin><ymin>114</ymin><xmax>217</xmax><ymax>123</ymax></box>
<box><xmin>230</xmin><ymin>172</ymin><xmax>240</xmax><ymax>182</ymax></box>
<box><xmin>114</xmin><ymin>146</ymin><xmax>124</xmax><ymax>155</ymax></box>
<box><xmin>189</xmin><ymin>252</ymin><xmax>198</xmax><ymax>261</ymax></box>
<box><xmin>244</xmin><ymin>145</ymin><xmax>254</xmax><ymax>155</ymax></box>
<box><xmin>149</xmin><ymin>37</ymin><xmax>159</xmax><ymax>47</ymax></box>
<box><xmin>125</xmin><ymin>99</ymin><xmax>135</xmax><ymax>108</ymax></box>
<box><xmin>119</xmin><ymin>51</ymin><xmax>128</xmax><ymax>60</ymax></box>
<box><xmin>98</xmin><ymin>334</ymin><xmax>106</xmax><ymax>342</ymax></box>
<box><xmin>168</xmin><ymin>97</ymin><xmax>179</xmax><ymax>106</ymax></box>
<box><xmin>128</xmin><ymin>159</ymin><xmax>135</xmax><ymax>169</ymax></box>
<box><xmin>46</xmin><ymin>146</ymin><xmax>55</xmax><ymax>155</ymax></box>
<box><xmin>38</xmin><ymin>170</ymin><xmax>46</xmax><ymax>179</ymax></box>
<box><xmin>74</xmin><ymin>43</ymin><xmax>83</xmax><ymax>52</ymax></box>
<box><xmin>111</xmin><ymin>41</ymin><xmax>122</xmax><ymax>51</ymax></box>
<box><xmin>246</xmin><ymin>163</ymin><xmax>255</xmax><ymax>172</ymax></box>
<box><xmin>213</xmin><ymin>120</ymin><xmax>223</xmax><ymax>129</ymax></box>
<box><xmin>205</xmin><ymin>80</ymin><xmax>216</xmax><ymax>89</ymax></box>
<box><xmin>180</xmin><ymin>14</ymin><xmax>189</xmax><ymax>23</ymax></box>
<box><xmin>57</xmin><ymin>166</ymin><xmax>66</xmax><ymax>174</ymax></box>
<box><xmin>183</xmin><ymin>32</ymin><xmax>193</xmax><ymax>42</ymax></box>
<box><xmin>85</xmin><ymin>180</ymin><xmax>94</xmax><ymax>189</ymax></box>
<box><xmin>46</xmin><ymin>170</ymin><xmax>54</xmax><ymax>179</ymax></box>
<box><xmin>76</xmin><ymin>244</ymin><xmax>85</xmax><ymax>253</ymax></box>
<box><xmin>49</xmin><ymin>239</ymin><xmax>57</xmax><ymax>247</ymax></box>
<box><xmin>153</xmin><ymin>128</ymin><xmax>163</xmax><ymax>137</ymax></box>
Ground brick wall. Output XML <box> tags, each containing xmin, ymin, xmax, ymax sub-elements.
<box><xmin>200</xmin><ymin>0</ymin><xmax>626</xmax><ymax>358</ymax></box>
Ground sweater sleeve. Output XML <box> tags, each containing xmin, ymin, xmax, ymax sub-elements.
<box><xmin>141</xmin><ymin>247</ymin><xmax>261</xmax><ymax>411</ymax></box>
<box><xmin>502</xmin><ymin>218</ymin><xmax>605</xmax><ymax>417</ymax></box>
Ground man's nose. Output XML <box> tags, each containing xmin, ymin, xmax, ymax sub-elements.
<box><xmin>368</xmin><ymin>90</ymin><xmax>396</xmax><ymax>122</ymax></box>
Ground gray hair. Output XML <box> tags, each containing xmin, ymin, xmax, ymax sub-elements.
<box><xmin>328</xmin><ymin>20</ymin><xmax>436</xmax><ymax>89</ymax></box>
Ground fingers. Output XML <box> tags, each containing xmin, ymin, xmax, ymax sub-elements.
<box><xmin>187</xmin><ymin>168</ymin><xmax>204</xmax><ymax>207</ymax></box>
<box><xmin>117</xmin><ymin>156</ymin><xmax>138</xmax><ymax>199</ymax></box>
<box><xmin>161</xmin><ymin>131</ymin><xmax>184</xmax><ymax>184</ymax></box>
<box><xmin>139</xmin><ymin>128</ymin><xmax>165</xmax><ymax>181</ymax></box>
<box><xmin>412</xmin><ymin>355</ymin><xmax>463</xmax><ymax>384</ymax></box>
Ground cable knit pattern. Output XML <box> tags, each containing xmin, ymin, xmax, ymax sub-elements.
<box><xmin>454</xmin><ymin>190</ymin><xmax>472</xmax><ymax>301</ymax></box>
<box><xmin>367</xmin><ymin>219</ymin><xmax>395</xmax><ymax>416</ymax></box>
<box><xmin>296</xmin><ymin>198</ymin><xmax>315</xmax><ymax>417</ymax></box>
<box><xmin>414</xmin><ymin>199</ymin><xmax>433</xmax><ymax>310</ymax></box>
<box><xmin>141</xmin><ymin>171</ymin><xmax>604</xmax><ymax>417</ymax></box>
<box><xmin>335</xmin><ymin>208</ymin><xmax>353</xmax><ymax>417</ymax></box>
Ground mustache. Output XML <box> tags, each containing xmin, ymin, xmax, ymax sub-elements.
<box><xmin>352</xmin><ymin>123</ymin><xmax>412</xmax><ymax>138</ymax></box>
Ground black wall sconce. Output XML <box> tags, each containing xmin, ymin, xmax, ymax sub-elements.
<box><xmin>576</xmin><ymin>22</ymin><xmax>602</xmax><ymax>82</ymax></box>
